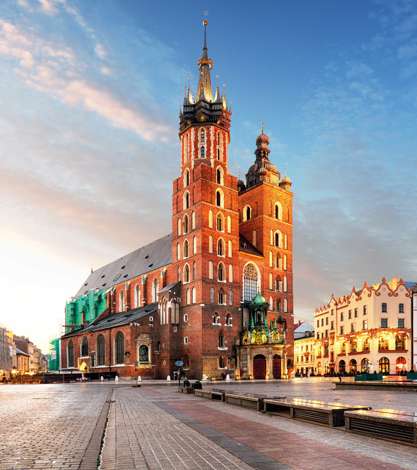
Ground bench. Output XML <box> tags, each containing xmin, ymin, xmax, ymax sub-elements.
<box><xmin>345</xmin><ymin>409</ymin><xmax>417</xmax><ymax>446</ymax></box>
<box><xmin>263</xmin><ymin>398</ymin><xmax>370</xmax><ymax>427</ymax></box>
<box><xmin>225</xmin><ymin>392</ymin><xmax>265</xmax><ymax>411</ymax></box>
<box><xmin>194</xmin><ymin>388</ymin><xmax>225</xmax><ymax>401</ymax></box>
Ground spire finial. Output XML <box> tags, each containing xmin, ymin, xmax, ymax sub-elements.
<box><xmin>203</xmin><ymin>18</ymin><xmax>208</xmax><ymax>50</ymax></box>
<box><xmin>261</xmin><ymin>121</ymin><xmax>265</xmax><ymax>134</ymax></box>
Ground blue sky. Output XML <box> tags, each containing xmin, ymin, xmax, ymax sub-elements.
<box><xmin>1</xmin><ymin>0</ymin><xmax>417</xmax><ymax>352</ymax></box>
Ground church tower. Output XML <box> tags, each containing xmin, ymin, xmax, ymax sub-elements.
<box><xmin>238</xmin><ymin>131</ymin><xmax>294</xmax><ymax>378</ymax></box>
<box><xmin>171</xmin><ymin>21</ymin><xmax>241</xmax><ymax>379</ymax></box>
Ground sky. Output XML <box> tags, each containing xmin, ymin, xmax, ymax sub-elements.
<box><xmin>1</xmin><ymin>0</ymin><xmax>417</xmax><ymax>353</ymax></box>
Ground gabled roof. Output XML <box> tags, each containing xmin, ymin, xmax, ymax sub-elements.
<box><xmin>62</xmin><ymin>303</ymin><xmax>158</xmax><ymax>338</ymax></box>
<box><xmin>75</xmin><ymin>234</ymin><xmax>172</xmax><ymax>298</ymax></box>
<box><xmin>239</xmin><ymin>234</ymin><xmax>263</xmax><ymax>257</ymax></box>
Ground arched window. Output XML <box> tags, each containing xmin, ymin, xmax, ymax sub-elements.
<box><xmin>215</xmin><ymin>189</ymin><xmax>224</xmax><ymax>208</ymax></box>
<box><xmin>139</xmin><ymin>345</ymin><xmax>149</xmax><ymax>363</ymax></box>
<box><xmin>183</xmin><ymin>191</ymin><xmax>190</xmax><ymax>210</ymax></box>
<box><xmin>191</xmin><ymin>212</ymin><xmax>196</xmax><ymax>230</ymax></box>
<box><xmin>219</xmin><ymin>356</ymin><xmax>226</xmax><ymax>368</ymax></box>
<box><xmin>243</xmin><ymin>263</ymin><xmax>259</xmax><ymax>301</ymax></box>
<box><xmin>349</xmin><ymin>358</ymin><xmax>357</xmax><ymax>373</ymax></box>
<box><xmin>361</xmin><ymin>357</ymin><xmax>369</xmax><ymax>373</ymax></box>
<box><xmin>184</xmin><ymin>264</ymin><xmax>190</xmax><ymax>283</ymax></box>
<box><xmin>115</xmin><ymin>332</ymin><xmax>124</xmax><ymax>364</ymax></box>
<box><xmin>134</xmin><ymin>284</ymin><xmax>141</xmax><ymax>308</ymax></box>
<box><xmin>216</xmin><ymin>167</ymin><xmax>224</xmax><ymax>185</ymax></box>
<box><xmin>218</xmin><ymin>288</ymin><xmax>225</xmax><ymax>305</ymax></box>
<box><xmin>184</xmin><ymin>169</ymin><xmax>190</xmax><ymax>187</ymax></box>
<box><xmin>152</xmin><ymin>279</ymin><xmax>158</xmax><ymax>302</ymax></box>
<box><xmin>218</xmin><ymin>333</ymin><xmax>225</xmax><ymax>348</ymax></box>
<box><xmin>217</xmin><ymin>238</ymin><xmax>224</xmax><ymax>256</ymax></box>
<box><xmin>228</xmin><ymin>265</ymin><xmax>233</xmax><ymax>282</ymax></box>
<box><xmin>216</xmin><ymin>213</ymin><xmax>224</xmax><ymax>231</ymax></box>
<box><xmin>81</xmin><ymin>337</ymin><xmax>88</xmax><ymax>357</ymax></box>
<box><xmin>381</xmin><ymin>302</ymin><xmax>387</xmax><ymax>313</ymax></box>
<box><xmin>217</xmin><ymin>132</ymin><xmax>223</xmax><ymax>161</ymax></box>
<box><xmin>379</xmin><ymin>356</ymin><xmax>390</xmax><ymax>374</ymax></box>
<box><xmin>275</xmin><ymin>253</ymin><xmax>281</xmax><ymax>269</ymax></box>
<box><xmin>210</xmin><ymin>287</ymin><xmax>215</xmax><ymax>303</ymax></box>
<box><xmin>274</xmin><ymin>231</ymin><xmax>280</xmax><ymax>247</ymax></box>
<box><xmin>227</xmin><ymin>216</ymin><xmax>231</xmax><ymax>233</ymax></box>
<box><xmin>176</xmin><ymin>242</ymin><xmax>181</xmax><ymax>260</ymax></box>
<box><xmin>209</xmin><ymin>235</ymin><xmax>213</xmax><ymax>253</ymax></box>
<box><xmin>213</xmin><ymin>313</ymin><xmax>220</xmax><ymax>325</ymax></box>
<box><xmin>226</xmin><ymin>314</ymin><xmax>232</xmax><ymax>326</ymax></box>
<box><xmin>119</xmin><ymin>290</ymin><xmax>125</xmax><ymax>312</ymax></box>
<box><xmin>274</xmin><ymin>202</ymin><xmax>282</xmax><ymax>220</ymax></box>
<box><xmin>208</xmin><ymin>210</ymin><xmax>213</xmax><ymax>228</ymax></box>
<box><xmin>396</xmin><ymin>357</ymin><xmax>407</xmax><ymax>374</ymax></box>
<box><xmin>183</xmin><ymin>239</ymin><xmax>189</xmax><ymax>258</ymax></box>
<box><xmin>338</xmin><ymin>360</ymin><xmax>346</xmax><ymax>373</ymax></box>
<box><xmin>193</xmin><ymin>236</ymin><xmax>197</xmax><ymax>255</ymax></box>
<box><xmin>192</xmin><ymin>261</ymin><xmax>196</xmax><ymax>280</ymax></box>
<box><xmin>200</xmin><ymin>128</ymin><xmax>206</xmax><ymax>143</ymax></box>
<box><xmin>218</xmin><ymin>262</ymin><xmax>225</xmax><ymax>282</ymax></box>
<box><xmin>192</xmin><ymin>287</ymin><xmax>196</xmax><ymax>303</ymax></box>
<box><xmin>228</xmin><ymin>240</ymin><xmax>232</xmax><ymax>257</ymax></box>
<box><xmin>200</xmin><ymin>146</ymin><xmax>206</xmax><ymax>158</ymax></box>
<box><xmin>177</xmin><ymin>218</ymin><xmax>181</xmax><ymax>236</ymax></box>
<box><xmin>186</xmin><ymin>288</ymin><xmax>191</xmax><ymax>304</ymax></box>
<box><xmin>97</xmin><ymin>335</ymin><xmax>105</xmax><ymax>366</ymax></box>
<box><xmin>243</xmin><ymin>205</ymin><xmax>252</xmax><ymax>222</ymax></box>
<box><xmin>208</xmin><ymin>261</ymin><xmax>214</xmax><ymax>279</ymax></box>
<box><xmin>67</xmin><ymin>340</ymin><xmax>74</xmax><ymax>368</ymax></box>
<box><xmin>183</xmin><ymin>214</ymin><xmax>189</xmax><ymax>234</ymax></box>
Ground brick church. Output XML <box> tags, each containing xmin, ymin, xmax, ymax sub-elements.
<box><xmin>60</xmin><ymin>22</ymin><xmax>294</xmax><ymax>380</ymax></box>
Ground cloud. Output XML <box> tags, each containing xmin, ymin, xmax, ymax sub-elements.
<box><xmin>95</xmin><ymin>43</ymin><xmax>107</xmax><ymax>59</ymax></box>
<box><xmin>38</xmin><ymin>0</ymin><xmax>57</xmax><ymax>15</ymax></box>
<box><xmin>0</xmin><ymin>19</ymin><xmax>173</xmax><ymax>142</ymax></box>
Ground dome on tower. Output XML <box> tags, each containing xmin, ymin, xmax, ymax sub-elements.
<box><xmin>256</xmin><ymin>132</ymin><xmax>269</xmax><ymax>146</ymax></box>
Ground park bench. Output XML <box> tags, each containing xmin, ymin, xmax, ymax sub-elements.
<box><xmin>345</xmin><ymin>409</ymin><xmax>417</xmax><ymax>446</ymax></box>
<box><xmin>224</xmin><ymin>392</ymin><xmax>265</xmax><ymax>411</ymax></box>
<box><xmin>194</xmin><ymin>388</ymin><xmax>225</xmax><ymax>401</ymax></box>
<box><xmin>263</xmin><ymin>398</ymin><xmax>370</xmax><ymax>427</ymax></box>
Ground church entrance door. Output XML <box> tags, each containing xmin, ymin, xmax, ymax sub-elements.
<box><xmin>272</xmin><ymin>354</ymin><xmax>281</xmax><ymax>379</ymax></box>
<box><xmin>253</xmin><ymin>354</ymin><xmax>266</xmax><ymax>379</ymax></box>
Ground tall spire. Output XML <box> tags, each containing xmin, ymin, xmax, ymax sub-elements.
<box><xmin>196</xmin><ymin>19</ymin><xmax>213</xmax><ymax>102</ymax></box>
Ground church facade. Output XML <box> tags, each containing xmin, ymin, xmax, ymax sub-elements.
<box><xmin>60</xmin><ymin>23</ymin><xmax>294</xmax><ymax>380</ymax></box>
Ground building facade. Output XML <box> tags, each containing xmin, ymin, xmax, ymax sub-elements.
<box><xmin>294</xmin><ymin>323</ymin><xmax>316</xmax><ymax>376</ymax></box>
<box><xmin>314</xmin><ymin>278</ymin><xmax>414</xmax><ymax>375</ymax></box>
<box><xmin>60</xmin><ymin>23</ymin><xmax>294</xmax><ymax>380</ymax></box>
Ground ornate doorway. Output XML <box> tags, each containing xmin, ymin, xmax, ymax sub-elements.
<box><xmin>253</xmin><ymin>354</ymin><xmax>266</xmax><ymax>379</ymax></box>
<box><xmin>272</xmin><ymin>354</ymin><xmax>281</xmax><ymax>379</ymax></box>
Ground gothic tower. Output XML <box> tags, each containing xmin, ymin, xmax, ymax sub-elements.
<box><xmin>171</xmin><ymin>21</ymin><xmax>241</xmax><ymax>378</ymax></box>
<box><xmin>238</xmin><ymin>131</ymin><xmax>294</xmax><ymax>377</ymax></box>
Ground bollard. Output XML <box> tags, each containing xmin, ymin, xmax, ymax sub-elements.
<box><xmin>167</xmin><ymin>375</ymin><xmax>171</xmax><ymax>382</ymax></box>
<box><xmin>100</xmin><ymin>376</ymin><xmax>104</xmax><ymax>383</ymax></box>
<box><xmin>137</xmin><ymin>375</ymin><xmax>142</xmax><ymax>383</ymax></box>
<box><xmin>226</xmin><ymin>374</ymin><xmax>231</xmax><ymax>382</ymax></box>
<box><xmin>115</xmin><ymin>375</ymin><xmax>119</xmax><ymax>383</ymax></box>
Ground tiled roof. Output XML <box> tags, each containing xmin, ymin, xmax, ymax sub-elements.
<box><xmin>62</xmin><ymin>303</ymin><xmax>158</xmax><ymax>338</ymax></box>
<box><xmin>75</xmin><ymin>234</ymin><xmax>172</xmax><ymax>297</ymax></box>
<box><xmin>239</xmin><ymin>234</ymin><xmax>263</xmax><ymax>256</ymax></box>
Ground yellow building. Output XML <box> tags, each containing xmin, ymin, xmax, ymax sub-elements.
<box><xmin>313</xmin><ymin>278</ymin><xmax>413</xmax><ymax>375</ymax></box>
<box><xmin>294</xmin><ymin>333</ymin><xmax>316</xmax><ymax>376</ymax></box>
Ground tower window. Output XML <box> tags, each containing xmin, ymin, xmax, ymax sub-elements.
<box><xmin>183</xmin><ymin>239</ymin><xmax>189</xmax><ymax>258</ymax></box>
<box><xmin>243</xmin><ymin>205</ymin><xmax>252</xmax><ymax>222</ymax></box>
<box><xmin>183</xmin><ymin>191</ymin><xmax>190</xmax><ymax>210</ymax></box>
<box><xmin>184</xmin><ymin>169</ymin><xmax>190</xmax><ymax>187</ymax></box>
<box><xmin>216</xmin><ymin>167</ymin><xmax>224</xmax><ymax>185</ymax></box>
<box><xmin>243</xmin><ymin>263</ymin><xmax>259</xmax><ymax>302</ymax></box>
<box><xmin>274</xmin><ymin>202</ymin><xmax>282</xmax><ymax>220</ymax></box>
<box><xmin>216</xmin><ymin>213</ymin><xmax>224</xmax><ymax>231</ymax></box>
<box><xmin>200</xmin><ymin>128</ymin><xmax>206</xmax><ymax>143</ymax></box>
<box><xmin>215</xmin><ymin>189</ymin><xmax>224</xmax><ymax>208</ymax></box>
<box><xmin>184</xmin><ymin>264</ymin><xmax>190</xmax><ymax>283</ymax></box>
<box><xmin>200</xmin><ymin>146</ymin><xmax>206</xmax><ymax>158</ymax></box>
<box><xmin>218</xmin><ymin>262</ymin><xmax>225</xmax><ymax>282</ymax></box>
<box><xmin>217</xmin><ymin>238</ymin><xmax>225</xmax><ymax>256</ymax></box>
<box><xmin>183</xmin><ymin>214</ymin><xmax>189</xmax><ymax>234</ymax></box>
<box><xmin>274</xmin><ymin>231</ymin><xmax>281</xmax><ymax>247</ymax></box>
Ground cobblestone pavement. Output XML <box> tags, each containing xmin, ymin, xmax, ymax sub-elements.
<box><xmin>0</xmin><ymin>383</ymin><xmax>110</xmax><ymax>470</ymax></box>
<box><xmin>1</xmin><ymin>382</ymin><xmax>417</xmax><ymax>469</ymax></box>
